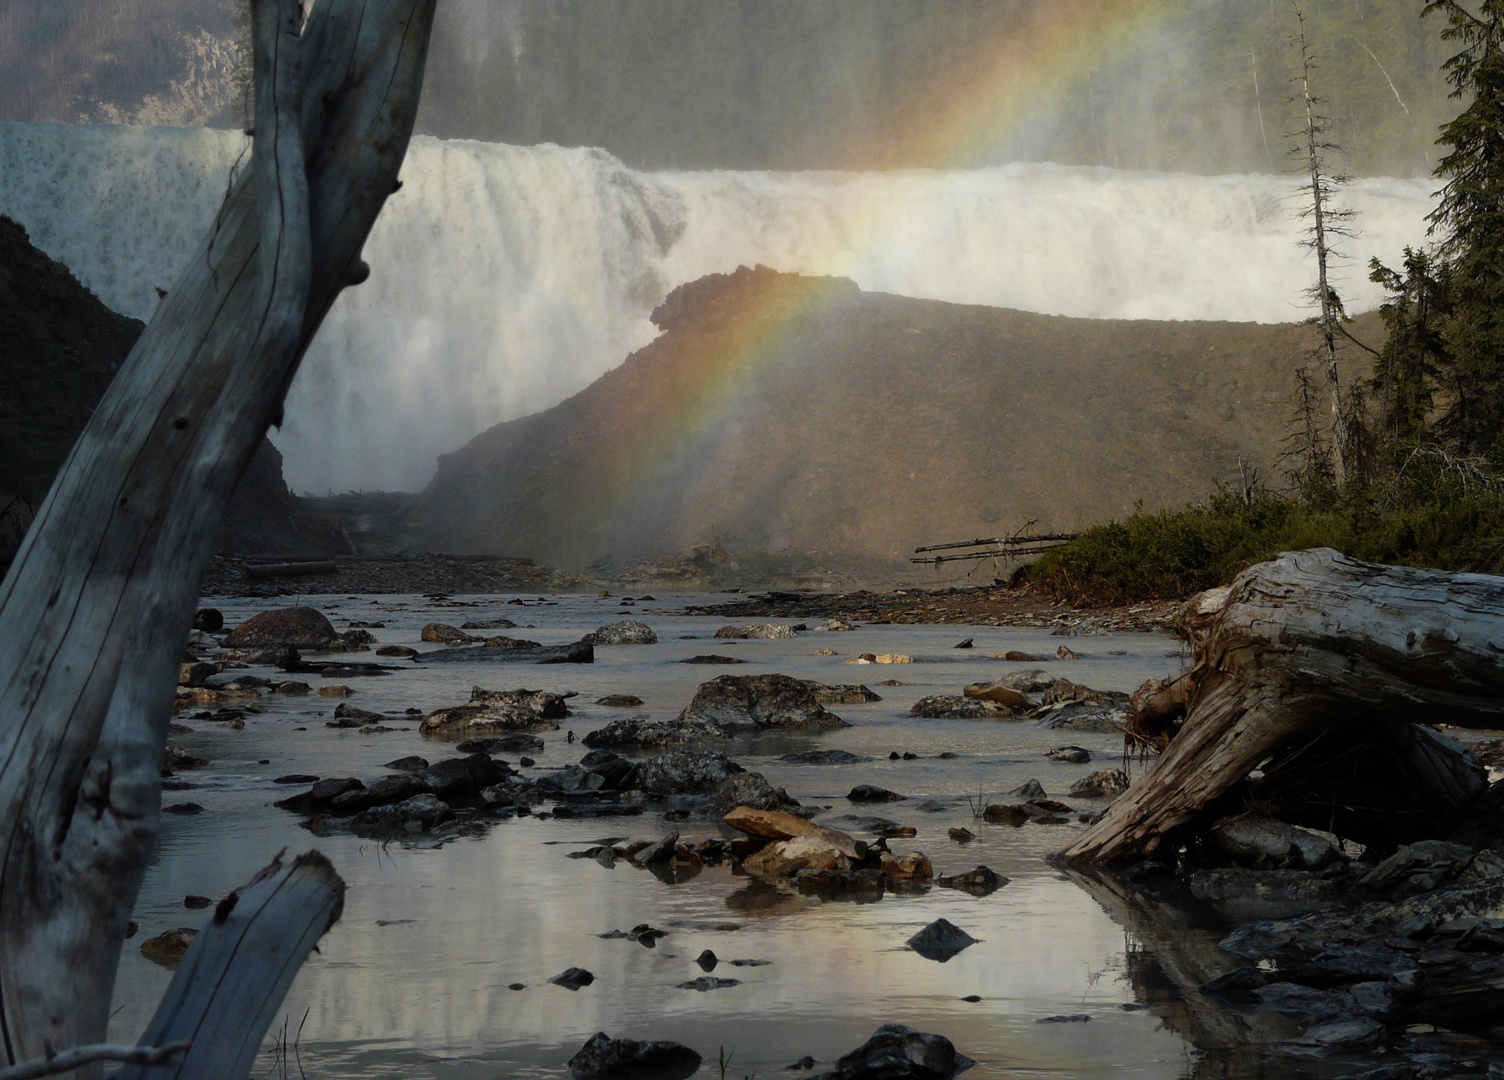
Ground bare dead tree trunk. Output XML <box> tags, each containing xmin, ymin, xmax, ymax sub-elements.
<box><xmin>1062</xmin><ymin>549</ymin><xmax>1500</xmax><ymax>865</ymax></box>
<box><xmin>0</xmin><ymin>0</ymin><xmax>434</xmax><ymax>1065</ymax></box>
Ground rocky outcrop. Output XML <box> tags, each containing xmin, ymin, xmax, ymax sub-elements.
<box><xmin>222</xmin><ymin>607</ymin><xmax>338</xmax><ymax>649</ymax></box>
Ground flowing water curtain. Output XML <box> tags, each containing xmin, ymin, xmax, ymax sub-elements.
<box><xmin>0</xmin><ymin>0</ymin><xmax>435</xmax><ymax>1072</ymax></box>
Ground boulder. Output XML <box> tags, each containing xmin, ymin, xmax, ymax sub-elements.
<box><xmin>961</xmin><ymin>682</ymin><xmax>1035</xmax><ymax>709</ymax></box>
<box><xmin>1209</xmin><ymin>813</ymin><xmax>1339</xmax><ymax>870</ymax></box>
<box><xmin>351</xmin><ymin>794</ymin><xmax>451</xmax><ymax>833</ymax></box>
<box><xmin>808</xmin><ymin>682</ymin><xmax>882</xmax><ymax>705</ymax></box>
<box><xmin>421</xmin><ymin>702</ymin><xmax>560</xmax><ymax>736</ymax></box>
<box><xmin>550</xmin><ymin>967</ymin><xmax>596</xmax><ymax>991</ymax></box>
<box><xmin>682</xmin><ymin>654</ymin><xmax>745</xmax><ymax>664</ymax></box>
<box><xmin>676</xmin><ymin>976</ymin><xmax>739</xmax><ymax>991</ymax></box>
<box><xmin>376</xmin><ymin>644</ymin><xmax>419</xmax><ymax>658</ymax></box>
<box><xmin>456</xmin><ymin>733</ymin><xmax>545</xmax><ymax>754</ymax></box>
<box><xmin>910</xmin><ymin>696</ymin><xmax>1012</xmax><ymax>719</ymax></box>
<box><xmin>906</xmin><ymin>919</ymin><xmax>979</xmax><ymax>963</ymax></box>
<box><xmin>714</xmin><ymin>624</ymin><xmax>796</xmax><ymax>639</ymax></box>
<box><xmin>582</xmin><ymin>715</ymin><xmax>731</xmax><ymax>749</ymax></box>
<box><xmin>222</xmin><ymin>607</ymin><xmax>337</xmax><ymax>649</ymax></box>
<box><xmin>421</xmin><ymin>623</ymin><xmax>475</xmax><ymax>644</ymax></box>
<box><xmin>584</xmin><ymin>620</ymin><xmax>658</xmax><ymax>645</ymax></box>
<box><xmin>680</xmin><ymin>674</ymin><xmax>848</xmax><ymax>732</ymax></box>
<box><xmin>848</xmin><ymin>785</ymin><xmax>904</xmax><ymax>803</ymax></box>
<box><xmin>635</xmin><ymin>832</ymin><xmax>680</xmax><ymax>866</ymax></box>
<box><xmin>1048</xmin><ymin>746</ymin><xmax>1091</xmax><ymax>764</ymax></box>
<box><xmin>460</xmin><ymin>618</ymin><xmax>518</xmax><ymax>630</ymax></box>
<box><xmin>178</xmin><ymin>661</ymin><xmax>220</xmax><ymax>687</ymax></box>
<box><xmin>779</xmin><ymin>749</ymin><xmax>874</xmax><ymax>765</ymax></box>
<box><xmin>567</xmin><ymin>1032</ymin><xmax>701</xmax><ymax>1080</ymax></box>
<box><xmin>982</xmin><ymin>804</ymin><xmax>1028</xmax><ymax>826</ymax></box>
<box><xmin>423</xmin><ymin>753</ymin><xmax>505</xmax><ymax>798</ymax></box>
<box><xmin>815</xmin><ymin>1024</ymin><xmax>974</xmax><ymax>1080</ymax></box>
<box><xmin>384</xmin><ymin>755</ymin><xmax>430</xmax><ymax>773</ymax></box>
<box><xmin>1069</xmin><ymin>769</ymin><xmax>1131</xmax><ymax>800</ymax></box>
<box><xmin>1357</xmin><ymin>839</ymin><xmax>1474</xmax><ymax>896</ymax></box>
<box><xmin>139</xmin><ymin>928</ymin><xmax>198</xmax><ymax>970</ymax></box>
<box><xmin>936</xmin><ymin>865</ymin><xmax>1007</xmax><ymax>896</ymax></box>
<box><xmin>712</xmin><ymin>772</ymin><xmax>803</xmax><ymax>814</ymax></box>
<box><xmin>724</xmin><ymin>806</ymin><xmax>862</xmax><ymax>859</ymax></box>
<box><xmin>880</xmin><ymin>852</ymin><xmax>932</xmax><ymax>881</ymax></box>
<box><xmin>1008</xmin><ymin>779</ymin><xmax>1047</xmax><ymax>801</ymax></box>
<box><xmin>633</xmin><ymin>752</ymin><xmax>743</xmax><ymax>796</ymax></box>
<box><xmin>471</xmin><ymin>686</ymin><xmax>570</xmax><ymax>718</ymax></box>
<box><xmin>796</xmin><ymin>868</ymin><xmax>886</xmax><ymax>900</ymax></box>
<box><xmin>743</xmin><ymin>834</ymin><xmax>851</xmax><ymax>877</ymax></box>
<box><xmin>596</xmin><ymin>694</ymin><xmax>644</xmax><ymax>707</ymax></box>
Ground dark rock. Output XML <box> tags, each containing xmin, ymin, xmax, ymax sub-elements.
<box><xmin>936</xmin><ymin>865</ymin><xmax>1008</xmax><ymax>897</ymax></box>
<box><xmin>1357</xmin><ymin>840</ymin><xmax>1473</xmax><ymax>896</ymax></box>
<box><xmin>274</xmin><ymin>774</ymin><xmax>320</xmax><ymax>784</ymax></box>
<box><xmin>584</xmin><ymin>621</ymin><xmax>658</xmax><ymax>645</ymax></box>
<box><xmin>1253</xmin><ymin>981</ymin><xmax>1359</xmax><ymax>1022</ymax></box>
<box><xmin>1009</xmin><ymin>779</ymin><xmax>1047</xmax><ymax>801</ymax></box>
<box><xmin>424</xmin><ymin>640</ymin><xmax>593</xmax><ymax>664</ymax></box>
<box><xmin>697</xmin><ymin>949</ymin><xmax>718</xmax><ymax>970</ymax></box>
<box><xmin>682</xmin><ymin>674</ymin><xmax>848</xmax><ymax>732</ymax></box>
<box><xmin>460</xmin><ymin>618</ymin><xmax>518</xmax><ymax>630</ymax></box>
<box><xmin>376</xmin><ymin>645</ymin><xmax>419</xmax><ymax>658</ymax></box>
<box><xmin>333</xmin><ymin>702</ymin><xmax>384</xmax><ymax>722</ymax></box>
<box><xmin>816</xmin><ymin>1023</ymin><xmax>973</xmax><ymax>1080</ymax></box>
<box><xmin>982</xmin><ymin>803</ymin><xmax>1028</xmax><ymax>826</ymax></box>
<box><xmin>780</xmin><ymin>749</ymin><xmax>874</xmax><ymax>765</ymax></box>
<box><xmin>1036</xmin><ymin>1015</ymin><xmax>1091</xmax><ymax>1024</ymax></box>
<box><xmin>165</xmin><ymin>803</ymin><xmax>204</xmax><ymax>816</ymax></box>
<box><xmin>953</xmin><ymin>638</ymin><xmax>973</xmax><ymax>649</ymax></box>
<box><xmin>714</xmin><ymin>624</ymin><xmax>796</xmax><ymax>639</ymax></box>
<box><xmin>583</xmin><ymin>715</ymin><xmax>730</xmax><ymax>749</ymax></box>
<box><xmin>184</xmin><ymin>894</ymin><xmax>212</xmax><ymax>909</ymax></box>
<box><xmin>350</xmin><ymin>794</ymin><xmax>451</xmax><ymax>833</ymax></box>
<box><xmin>362</xmin><ymin>773</ymin><xmax>430</xmax><ymax>808</ymax></box>
<box><xmin>1068</xmin><ymin>769</ymin><xmax>1131</xmax><ymax>800</ymax></box>
<box><xmin>682</xmin><ymin>654</ymin><xmax>745</xmax><ymax>664</ymax></box>
<box><xmin>910</xmin><ymin>695</ymin><xmax>1012</xmax><ymax>719</ymax></box>
<box><xmin>677</xmin><ymin>976</ymin><xmax>739</xmax><ymax>991</ymax></box>
<box><xmin>339</xmin><ymin>629</ymin><xmax>377</xmax><ymax>647</ymax></box>
<box><xmin>421</xmin><ymin>687</ymin><xmax>567</xmax><ymax>737</ymax></box>
<box><xmin>635</xmin><ymin>832</ymin><xmax>680</xmax><ymax>866</ymax></box>
<box><xmin>597</xmin><ymin>694</ymin><xmax>644</xmax><ymax>707</ymax></box>
<box><xmin>809</xmin><ymin>683</ymin><xmax>882</xmax><ymax>705</ymax></box>
<box><xmin>192</xmin><ymin>608</ymin><xmax>224</xmax><ymax>632</ymax></box>
<box><xmin>848</xmin><ymin>785</ymin><xmax>904</xmax><ymax>803</ymax></box>
<box><xmin>1047</xmin><ymin>746</ymin><xmax>1091</xmax><ymax>764</ymax></box>
<box><xmin>384</xmin><ymin>756</ymin><xmax>430</xmax><ymax>773</ymax></box>
<box><xmin>566</xmin><ymin>1032</ymin><xmax>702</xmax><ymax>1080</ymax></box>
<box><xmin>788</xmin><ymin>1056</ymin><xmax>817</xmax><ymax>1071</ymax></box>
<box><xmin>795</xmin><ymin>867</ymin><xmax>886</xmax><ymax>900</ymax></box>
<box><xmin>550</xmin><ymin>967</ymin><xmax>596</xmax><ymax>991</ymax></box>
<box><xmin>948</xmin><ymin>827</ymin><xmax>974</xmax><ymax>843</ymax></box>
<box><xmin>222</xmin><ymin>607</ymin><xmax>337</xmax><ymax>649</ymax></box>
<box><xmin>139</xmin><ymin>928</ymin><xmax>197</xmax><ymax>969</ymax></box>
<box><xmin>906</xmin><ymin>918</ymin><xmax>978</xmax><ymax>962</ymax></box>
<box><xmin>422</xmin><ymin>623</ymin><xmax>475</xmax><ymax>644</ymax></box>
<box><xmin>1199</xmin><ymin>967</ymin><xmax>1268</xmax><ymax>996</ymax></box>
<box><xmin>457</xmin><ymin>733</ymin><xmax>545</xmax><ymax>754</ymax></box>
<box><xmin>1208</xmin><ymin>813</ymin><xmax>1340</xmax><ymax>871</ymax></box>
<box><xmin>1289</xmin><ymin>1017</ymin><xmax>1385</xmax><ymax>1051</ymax></box>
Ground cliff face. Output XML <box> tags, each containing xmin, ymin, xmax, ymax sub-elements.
<box><xmin>0</xmin><ymin>215</ymin><xmax>332</xmax><ymax>569</ymax></box>
<box><xmin>409</xmin><ymin>265</ymin><xmax>1369</xmax><ymax>573</ymax></box>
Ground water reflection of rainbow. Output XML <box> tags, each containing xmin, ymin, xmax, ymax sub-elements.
<box><xmin>601</xmin><ymin>3</ymin><xmax>1176</xmax><ymax>524</ymax></box>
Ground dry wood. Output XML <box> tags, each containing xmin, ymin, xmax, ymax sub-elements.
<box><xmin>1063</xmin><ymin>548</ymin><xmax>1502</xmax><ymax>865</ymax></box>
<box><xmin>0</xmin><ymin>1042</ymin><xmax>190</xmax><ymax>1080</ymax></box>
<box><xmin>0</xmin><ymin>0</ymin><xmax>434</xmax><ymax>1063</ymax></box>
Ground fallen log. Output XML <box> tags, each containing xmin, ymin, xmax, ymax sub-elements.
<box><xmin>1063</xmin><ymin>549</ymin><xmax>1501</xmax><ymax>865</ymax></box>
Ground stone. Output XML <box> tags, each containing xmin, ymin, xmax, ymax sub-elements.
<box><xmin>421</xmin><ymin>623</ymin><xmax>476</xmax><ymax>644</ymax></box>
<box><xmin>317</xmin><ymin>684</ymin><xmax>354</xmax><ymax>698</ymax></box>
<box><xmin>982</xmin><ymin>804</ymin><xmax>1028</xmax><ymax>826</ymax></box>
<box><xmin>633</xmin><ymin>832</ymin><xmax>679</xmax><ymax>865</ymax></box>
<box><xmin>1209</xmin><ymin>813</ymin><xmax>1339</xmax><ymax>870</ymax></box>
<box><xmin>420</xmin><ymin>687</ymin><xmax>567</xmax><ymax>736</ymax></box>
<box><xmin>910</xmin><ymin>696</ymin><xmax>1013</xmax><ymax>719</ymax></box>
<box><xmin>178</xmin><ymin>661</ymin><xmax>220</xmax><ymax>687</ymax></box>
<box><xmin>334</xmin><ymin>703</ymin><xmax>383</xmax><ymax>722</ymax></box>
<box><xmin>192</xmin><ymin>608</ymin><xmax>224</xmax><ymax>632</ymax></box>
<box><xmin>1253</xmin><ymin>982</ymin><xmax>1360</xmax><ymax>1022</ymax></box>
<box><xmin>996</xmin><ymin>651</ymin><xmax>1043</xmax><ymax>662</ymax></box>
<box><xmin>385</xmin><ymin>756</ymin><xmax>430</xmax><ymax>772</ymax></box>
<box><xmin>1358</xmin><ymin>840</ymin><xmax>1474</xmax><ymax>895</ymax></box>
<box><xmin>1056</xmin><ymin>645</ymin><xmax>1081</xmax><ymax>660</ymax></box>
<box><xmin>584</xmin><ymin>620</ymin><xmax>658</xmax><ymax>645</ymax></box>
<box><xmin>743</xmin><ymin>835</ymin><xmax>851</xmax><ymax>877</ymax></box>
<box><xmin>906</xmin><ymin>919</ymin><xmax>979</xmax><ymax>962</ymax></box>
<box><xmin>795</xmin><ymin>868</ymin><xmax>886</xmax><ymax>900</ymax></box>
<box><xmin>948</xmin><ymin>827</ymin><xmax>975</xmax><ymax>843</ymax></box>
<box><xmin>1009</xmin><ymin>779</ymin><xmax>1047</xmax><ymax>801</ymax></box>
<box><xmin>583</xmin><ymin>715</ymin><xmax>730</xmax><ymax>749</ymax></box>
<box><xmin>715</xmin><ymin>624</ymin><xmax>797</xmax><ymax>639</ymax></box>
<box><xmin>779</xmin><ymin>749</ymin><xmax>874</xmax><ymax>765</ymax></box>
<box><xmin>1037</xmin><ymin>1015</ymin><xmax>1091</xmax><ymax>1024</ymax></box>
<box><xmin>461</xmin><ymin>618</ymin><xmax>518</xmax><ymax>630</ymax></box>
<box><xmin>1294</xmin><ymin>1017</ymin><xmax>1386</xmax><ymax>1051</ymax></box>
<box><xmin>222</xmin><ymin>607</ymin><xmax>337</xmax><ymax>649</ymax></box>
<box><xmin>271</xmin><ymin>680</ymin><xmax>310</xmax><ymax>695</ymax></box>
<box><xmin>139</xmin><ymin>928</ymin><xmax>198</xmax><ymax>969</ymax></box>
<box><xmin>697</xmin><ymin>949</ymin><xmax>718</xmax><ymax>970</ymax></box>
<box><xmin>184</xmin><ymin>894</ymin><xmax>212</xmax><ymax>909</ymax></box>
<box><xmin>954</xmin><ymin>638</ymin><xmax>973</xmax><ymax>649</ymax></box>
<box><xmin>808</xmin><ymin>682</ymin><xmax>882</xmax><ymax>704</ymax></box>
<box><xmin>350</xmin><ymin>793</ymin><xmax>451</xmax><ymax>833</ymax></box>
<box><xmin>361</xmin><ymin>773</ymin><xmax>429</xmax><ymax>808</ymax></box>
<box><xmin>1199</xmin><ymin>967</ymin><xmax>1268</xmax><ymax>996</ymax></box>
<box><xmin>681</xmin><ymin>674</ymin><xmax>848</xmax><ymax>732</ymax></box>
<box><xmin>677</xmin><ymin>976</ymin><xmax>739</xmax><ymax>991</ymax></box>
<box><xmin>682</xmin><ymin>654</ymin><xmax>745</xmax><ymax>664</ymax></box>
<box><xmin>724</xmin><ymin>806</ymin><xmax>863</xmax><ymax>859</ymax></box>
<box><xmin>274</xmin><ymin>774</ymin><xmax>320</xmax><ymax>784</ymax></box>
<box><xmin>596</xmin><ymin>694</ymin><xmax>644</xmax><ymax>707</ymax></box>
<box><xmin>936</xmin><ymin>865</ymin><xmax>1008</xmax><ymax>896</ymax></box>
<box><xmin>550</xmin><ymin>967</ymin><xmax>596</xmax><ymax>991</ymax></box>
<box><xmin>376</xmin><ymin>645</ymin><xmax>419</xmax><ymax>658</ymax></box>
<box><xmin>848</xmin><ymin>785</ymin><xmax>904</xmax><ymax>803</ymax></box>
<box><xmin>880</xmin><ymin>852</ymin><xmax>933</xmax><ymax>881</ymax></box>
<box><xmin>165</xmin><ymin>803</ymin><xmax>203</xmax><ymax>816</ymax></box>
<box><xmin>996</xmin><ymin>670</ymin><xmax>1055</xmax><ymax>692</ymax></box>
<box><xmin>339</xmin><ymin>629</ymin><xmax>377</xmax><ymax>647</ymax></box>
<box><xmin>457</xmin><ymin>734</ymin><xmax>545</xmax><ymax>754</ymax></box>
<box><xmin>1048</xmin><ymin>746</ymin><xmax>1092</xmax><ymax>763</ymax></box>
<box><xmin>874</xmin><ymin>654</ymin><xmax>912</xmax><ymax>665</ymax></box>
<box><xmin>819</xmin><ymin>619</ymin><xmax>857</xmax><ymax>632</ymax></box>
<box><xmin>566</xmin><ymin>1032</ymin><xmax>701</xmax><ymax>1080</ymax></box>
<box><xmin>962</xmin><ymin>682</ymin><xmax>1034</xmax><ymax>709</ymax></box>
<box><xmin>818</xmin><ymin>1024</ymin><xmax>973</xmax><ymax>1080</ymax></box>
<box><xmin>1069</xmin><ymin>769</ymin><xmax>1131</xmax><ymax>800</ymax></box>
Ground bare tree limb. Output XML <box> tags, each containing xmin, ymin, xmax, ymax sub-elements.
<box><xmin>0</xmin><ymin>1042</ymin><xmax>189</xmax><ymax>1080</ymax></box>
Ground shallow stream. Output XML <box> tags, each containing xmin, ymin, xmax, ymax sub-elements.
<box><xmin>109</xmin><ymin>591</ymin><xmax>1196</xmax><ymax>1078</ymax></box>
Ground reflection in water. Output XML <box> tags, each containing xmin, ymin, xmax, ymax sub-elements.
<box><xmin>112</xmin><ymin>592</ymin><xmax>1198</xmax><ymax>1078</ymax></box>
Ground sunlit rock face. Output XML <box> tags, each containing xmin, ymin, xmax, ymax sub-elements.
<box><xmin>0</xmin><ymin>122</ymin><xmax>1431</xmax><ymax>496</ymax></box>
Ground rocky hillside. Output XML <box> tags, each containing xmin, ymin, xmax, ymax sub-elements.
<box><xmin>409</xmin><ymin>266</ymin><xmax>1375</xmax><ymax>576</ymax></box>
<box><xmin>0</xmin><ymin>215</ymin><xmax>338</xmax><ymax>570</ymax></box>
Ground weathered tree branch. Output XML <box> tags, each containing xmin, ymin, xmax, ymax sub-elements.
<box><xmin>0</xmin><ymin>1042</ymin><xmax>190</xmax><ymax>1080</ymax></box>
<box><xmin>1062</xmin><ymin>549</ymin><xmax>1501</xmax><ymax>864</ymax></box>
<box><xmin>0</xmin><ymin>0</ymin><xmax>434</xmax><ymax>1062</ymax></box>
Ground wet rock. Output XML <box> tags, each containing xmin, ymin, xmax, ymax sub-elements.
<box><xmin>948</xmin><ymin>827</ymin><xmax>975</xmax><ymax>843</ymax></box>
<box><xmin>874</xmin><ymin>655</ymin><xmax>912</xmax><ymax>665</ymax></box>
<box><xmin>635</xmin><ymin>832</ymin><xmax>680</xmax><ymax>865</ymax></box>
<box><xmin>1358</xmin><ymin>840</ymin><xmax>1474</xmax><ymax>896</ymax></box>
<box><xmin>682</xmin><ymin>674</ymin><xmax>848</xmax><ymax>732</ymax></box>
<box><xmin>376</xmin><ymin>645</ymin><xmax>419</xmax><ymax>658</ymax></box>
<box><xmin>954</xmin><ymin>638</ymin><xmax>973</xmax><ymax>649</ymax></box>
<box><xmin>906</xmin><ymin>918</ymin><xmax>978</xmax><ymax>962</ymax></box>
<box><xmin>274</xmin><ymin>774</ymin><xmax>320</xmax><ymax>784</ymax></box>
<box><xmin>350</xmin><ymin>794</ymin><xmax>452</xmax><ymax>834</ymax></box>
<box><xmin>165</xmin><ymin>803</ymin><xmax>204</xmax><ymax>816</ymax></box>
<box><xmin>139</xmin><ymin>928</ymin><xmax>197</xmax><ymax>969</ymax></box>
<box><xmin>359</xmin><ymin>773</ymin><xmax>430</xmax><ymax>808</ymax></box>
<box><xmin>420</xmin><ymin>687</ymin><xmax>566</xmax><ymax>736</ymax></box>
<box><xmin>682</xmin><ymin>654</ymin><xmax>745</xmax><ymax>664</ymax></box>
<box><xmin>178</xmin><ymin>660</ymin><xmax>220</xmax><ymax>687</ymax></box>
<box><xmin>910</xmin><ymin>696</ymin><xmax>1012</xmax><ymax>719</ymax></box>
<box><xmin>1056</xmin><ymin>645</ymin><xmax>1081</xmax><ymax>660</ymax></box>
<box><xmin>808</xmin><ymin>683</ymin><xmax>881</xmax><ymax>705</ymax></box>
<box><xmin>384</xmin><ymin>756</ymin><xmax>430</xmax><ymax>772</ymax></box>
<box><xmin>633</xmin><ymin>751</ymin><xmax>742</xmax><ymax>796</ymax></box>
<box><xmin>1037</xmin><ymin>1014</ymin><xmax>1091</xmax><ymax>1024</ymax></box>
<box><xmin>819</xmin><ymin>619</ymin><xmax>857</xmax><ymax>632</ymax></box>
<box><xmin>184</xmin><ymin>894</ymin><xmax>212</xmax><ymax>909</ymax></box>
<box><xmin>961</xmin><ymin>682</ymin><xmax>1034</xmax><ymax>709</ymax></box>
<box><xmin>271</xmin><ymin>680</ymin><xmax>310</xmax><ymax>694</ymax></box>
<box><xmin>936</xmin><ymin>865</ymin><xmax>1008</xmax><ymax>896</ymax></box>
<box><xmin>789</xmin><ymin>1056</ymin><xmax>817</xmax><ymax>1071</ymax></box>
<box><xmin>223</xmin><ymin>607</ymin><xmax>337</xmax><ymax>649</ymax></box>
<box><xmin>744</xmin><ymin>834</ymin><xmax>852</xmax><ymax>878</ymax></box>
<box><xmin>725</xmin><ymin>806</ymin><xmax>863</xmax><ymax>858</ymax></box>
<box><xmin>421</xmin><ymin>754</ymin><xmax>504</xmax><ymax>797</ymax></box>
<box><xmin>779</xmin><ymin>749</ymin><xmax>874</xmax><ymax>765</ymax></box>
<box><xmin>192</xmin><ymin>608</ymin><xmax>224</xmax><ymax>632</ymax></box>
<box><xmin>994</xmin><ymin>651</ymin><xmax>1043</xmax><ymax>662</ymax></box>
<box><xmin>596</xmin><ymin>694</ymin><xmax>644</xmax><ymax>707</ymax></box>
<box><xmin>697</xmin><ymin>949</ymin><xmax>718</xmax><ymax>970</ymax></box>
<box><xmin>715</xmin><ymin>624</ymin><xmax>796</xmax><ymax>639</ymax></box>
<box><xmin>460</xmin><ymin>618</ymin><xmax>518</xmax><ymax>630</ymax></box>
<box><xmin>333</xmin><ymin>702</ymin><xmax>384</xmax><ymax>723</ymax></box>
<box><xmin>848</xmin><ymin>785</ymin><xmax>904</xmax><ymax>803</ymax></box>
<box><xmin>677</xmin><ymin>976</ymin><xmax>739</xmax><ymax>991</ymax></box>
<box><xmin>1048</xmin><ymin>746</ymin><xmax>1091</xmax><ymax>764</ymax></box>
<box><xmin>795</xmin><ymin>867</ymin><xmax>886</xmax><ymax>900</ymax></box>
<box><xmin>880</xmin><ymin>852</ymin><xmax>933</xmax><ymax>881</ymax></box>
<box><xmin>1208</xmin><ymin>813</ymin><xmax>1340</xmax><ymax>870</ymax></box>
<box><xmin>1009</xmin><ymin>779</ymin><xmax>1047</xmax><ymax>801</ymax></box>
<box><xmin>816</xmin><ymin>1023</ymin><xmax>973</xmax><ymax>1080</ymax></box>
<box><xmin>339</xmin><ymin>629</ymin><xmax>377</xmax><ymax>647</ymax></box>
<box><xmin>457</xmin><ymin>733</ymin><xmax>545</xmax><ymax>754</ymax></box>
<box><xmin>1199</xmin><ymin>967</ymin><xmax>1268</xmax><ymax>996</ymax></box>
<box><xmin>1253</xmin><ymin>981</ymin><xmax>1360</xmax><ymax>1022</ymax></box>
<box><xmin>317</xmin><ymin>685</ymin><xmax>354</xmax><ymax>698</ymax></box>
<box><xmin>982</xmin><ymin>804</ymin><xmax>1028</xmax><ymax>826</ymax></box>
<box><xmin>1035</xmin><ymin>679</ymin><xmax>1131</xmax><ymax>732</ymax></box>
<box><xmin>421</xmin><ymin>623</ymin><xmax>475</xmax><ymax>644</ymax></box>
<box><xmin>584</xmin><ymin>620</ymin><xmax>658</xmax><ymax>645</ymax></box>
<box><xmin>1290</xmin><ymin>1016</ymin><xmax>1385</xmax><ymax>1051</ymax></box>
<box><xmin>566</xmin><ymin>1032</ymin><xmax>701</xmax><ymax>1080</ymax></box>
<box><xmin>550</xmin><ymin>967</ymin><xmax>596</xmax><ymax>991</ymax></box>
<box><xmin>1068</xmin><ymin>769</ymin><xmax>1131</xmax><ymax>800</ymax></box>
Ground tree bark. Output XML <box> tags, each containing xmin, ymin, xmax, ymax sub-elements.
<box><xmin>1062</xmin><ymin>548</ymin><xmax>1501</xmax><ymax>865</ymax></box>
<box><xmin>0</xmin><ymin>0</ymin><xmax>434</xmax><ymax>1063</ymax></box>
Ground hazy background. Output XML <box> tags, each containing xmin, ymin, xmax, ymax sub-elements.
<box><xmin>0</xmin><ymin>0</ymin><xmax>1457</xmax><ymax>176</ymax></box>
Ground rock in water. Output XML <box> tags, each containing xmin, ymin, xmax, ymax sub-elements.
<box><xmin>714</xmin><ymin>624</ymin><xmax>796</xmax><ymax>639</ymax></box>
<box><xmin>584</xmin><ymin>620</ymin><xmax>659</xmax><ymax>645</ymax></box>
<box><xmin>936</xmin><ymin>865</ymin><xmax>1008</xmax><ymax>897</ymax></box>
<box><xmin>1068</xmin><ymin>769</ymin><xmax>1131</xmax><ymax>800</ymax></box>
<box><xmin>567</xmin><ymin>1032</ymin><xmax>702</xmax><ymax>1080</ymax></box>
<box><xmin>848</xmin><ymin>784</ymin><xmax>904</xmax><ymax>803</ymax></box>
<box><xmin>724</xmin><ymin>806</ymin><xmax>863</xmax><ymax>858</ymax></box>
<box><xmin>139</xmin><ymin>928</ymin><xmax>198</xmax><ymax>970</ymax></box>
<box><xmin>906</xmin><ymin>919</ymin><xmax>979</xmax><ymax>962</ymax></box>
<box><xmin>550</xmin><ymin>967</ymin><xmax>596</xmax><ymax>991</ymax></box>
<box><xmin>421</xmin><ymin>623</ymin><xmax>475</xmax><ymax>644</ymax></box>
<box><xmin>676</xmin><ymin>976</ymin><xmax>740</xmax><ymax>991</ymax></box>
<box><xmin>818</xmin><ymin>1023</ymin><xmax>974</xmax><ymax>1079</ymax></box>
<box><xmin>597</xmin><ymin>694</ymin><xmax>644</xmax><ymax>707</ymax></box>
<box><xmin>1008</xmin><ymin>779</ymin><xmax>1047</xmax><ymax>801</ymax></box>
<box><xmin>808</xmin><ymin>682</ymin><xmax>882</xmax><ymax>704</ymax></box>
<box><xmin>222</xmin><ymin>607</ymin><xmax>336</xmax><ymax>649</ymax></box>
<box><xmin>681</xmin><ymin>674</ymin><xmax>848</xmax><ymax>731</ymax></box>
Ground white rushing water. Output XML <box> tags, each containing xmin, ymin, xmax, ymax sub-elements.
<box><xmin>0</xmin><ymin>121</ymin><xmax>1435</xmax><ymax>492</ymax></box>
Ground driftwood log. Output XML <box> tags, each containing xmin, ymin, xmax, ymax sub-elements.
<box><xmin>1063</xmin><ymin>548</ymin><xmax>1504</xmax><ymax>865</ymax></box>
<box><xmin>0</xmin><ymin>0</ymin><xmax>434</xmax><ymax>1067</ymax></box>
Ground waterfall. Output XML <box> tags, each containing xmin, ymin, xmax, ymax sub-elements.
<box><xmin>0</xmin><ymin>121</ymin><xmax>1433</xmax><ymax>493</ymax></box>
